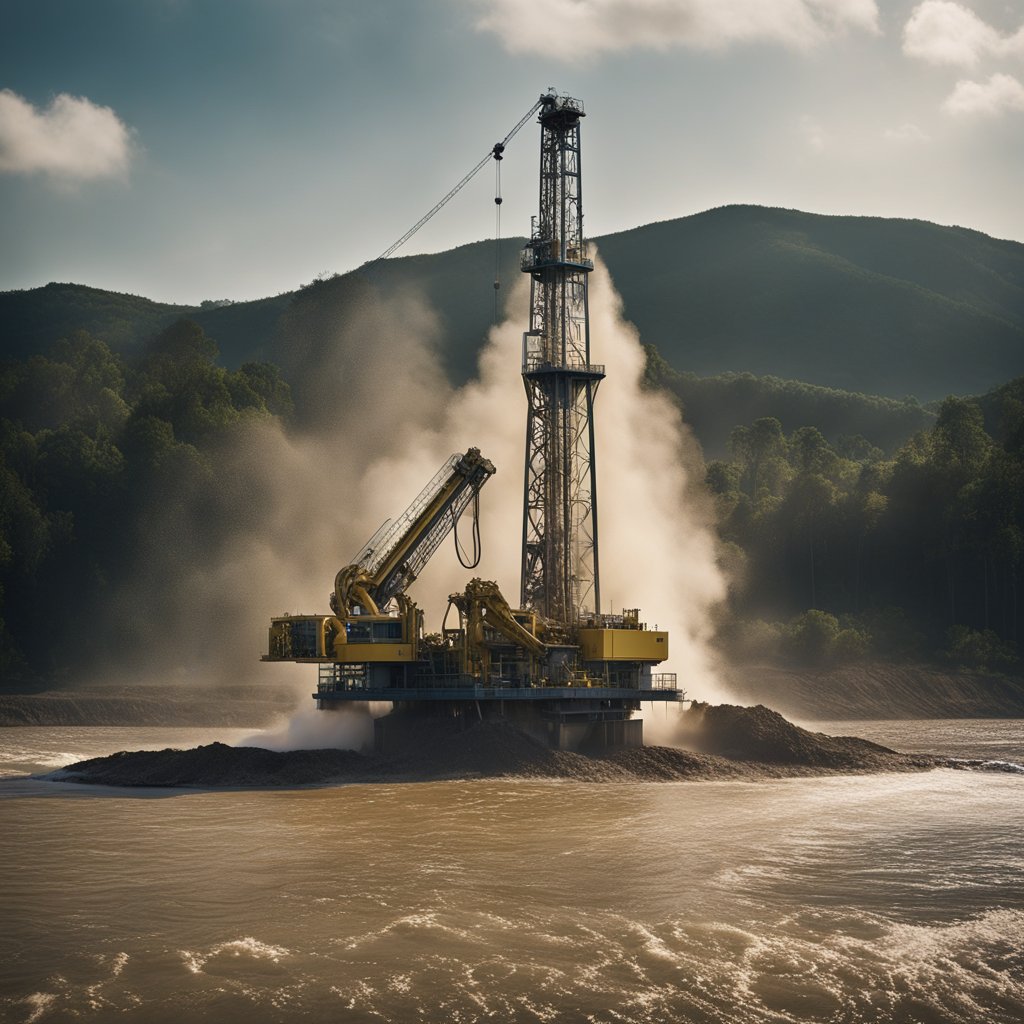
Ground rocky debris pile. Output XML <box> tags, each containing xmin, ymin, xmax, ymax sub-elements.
<box><xmin>50</xmin><ymin>743</ymin><xmax>373</xmax><ymax>788</ymax></box>
<box><xmin>679</xmin><ymin>702</ymin><xmax>916</xmax><ymax>769</ymax></box>
<box><xmin>43</xmin><ymin>702</ymin><xmax>940</xmax><ymax>789</ymax></box>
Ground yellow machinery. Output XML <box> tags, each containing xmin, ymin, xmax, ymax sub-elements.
<box><xmin>266</xmin><ymin>447</ymin><xmax>495</xmax><ymax>678</ymax></box>
<box><xmin>264</xmin><ymin>448</ymin><xmax>669</xmax><ymax>688</ymax></box>
<box><xmin>264</xmin><ymin>94</ymin><xmax>682</xmax><ymax>751</ymax></box>
<box><xmin>264</xmin><ymin>447</ymin><xmax>676</xmax><ymax>752</ymax></box>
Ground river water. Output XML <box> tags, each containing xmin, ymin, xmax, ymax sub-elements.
<box><xmin>1</xmin><ymin>720</ymin><xmax>1022</xmax><ymax>1023</ymax></box>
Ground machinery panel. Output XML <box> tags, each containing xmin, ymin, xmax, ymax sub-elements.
<box><xmin>577</xmin><ymin>628</ymin><xmax>668</xmax><ymax>662</ymax></box>
<box><xmin>333</xmin><ymin>643</ymin><xmax>416</xmax><ymax>663</ymax></box>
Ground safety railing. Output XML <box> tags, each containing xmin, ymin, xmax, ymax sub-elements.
<box><xmin>316</xmin><ymin>682</ymin><xmax>683</xmax><ymax>700</ymax></box>
<box><xmin>520</xmin><ymin>247</ymin><xmax>594</xmax><ymax>273</ymax></box>
<box><xmin>522</xmin><ymin>358</ymin><xmax>605</xmax><ymax>376</ymax></box>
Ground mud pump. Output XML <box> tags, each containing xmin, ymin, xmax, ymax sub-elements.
<box><xmin>264</xmin><ymin>92</ymin><xmax>683</xmax><ymax>751</ymax></box>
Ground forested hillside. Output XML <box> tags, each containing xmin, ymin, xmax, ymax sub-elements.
<box><xmin>3</xmin><ymin>206</ymin><xmax>1023</xmax><ymax>400</ymax></box>
<box><xmin>3</xmin><ymin>206</ymin><xmax>1024</xmax><ymax>692</ymax></box>
<box><xmin>707</xmin><ymin>386</ymin><xmax>1024</xmax><ymax>672</ymax></box>
<box><xmin>643</xmin><ymin>348</ymin><xmax>934</xmax><ymax>458</ymax></box>
<box><xmin>0</xmin><ymin>324</ymin><xmax>291</xmax><ymax>684</ymax></box>
<box><xmin>597</xmin><ymin>206</ymin><xmax>1024</xmax><ymax>397</ymax></box>
<box><xmin>2</xmin><ymin>316</ymin><xmax>1022</xmax><ymax>687</ymax></box>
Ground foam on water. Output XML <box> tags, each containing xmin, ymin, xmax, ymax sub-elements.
<box><xmin>954</xmin><ymin>758</ymin><xmax>1024</xmax><ymax>775</ymax></box>
<box><xmin>5</xmin><ymin>909</ymin><xmax>1021</xmax><ymax>1022</ymax></box>
<box><xmin>181</xmin><ymin>937</ymin><xmax>292</xmax><ymax>975</ymax></box>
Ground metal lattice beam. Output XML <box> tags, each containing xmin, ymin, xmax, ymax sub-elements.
<box><xmin>519</xmin><ymin>93</ymin><xmax>603</xmax><ymax>623</ymax></box>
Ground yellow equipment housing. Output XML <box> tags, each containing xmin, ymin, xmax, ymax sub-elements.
<box><xmin>576</xmin><ymin>628</ymin><xmax>668</xmax><ymax>662</ymax></box>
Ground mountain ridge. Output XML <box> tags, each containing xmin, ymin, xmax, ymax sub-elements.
<box><xmin>3</xmin><ymin>204</ymin><xmax>1023</xmax><ymax>401</ymax></box>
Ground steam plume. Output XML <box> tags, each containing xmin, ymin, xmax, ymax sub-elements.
<box><xmin>97</xmin><ymin>261</ymin><xmax>732</xmax><ymax>716</ymax></box>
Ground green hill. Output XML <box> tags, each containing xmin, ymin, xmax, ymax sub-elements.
<box><xmin>643</xmin><ymin>352</ymin><xmax>935</xmax><ymax>458</ymax></box>
<box><xmin>595</xmin><ymin>206</ymin><xmax>1024</xmax><ymax>398</ymax></box>
<box><xmin>3</xmin><ymin>206</ymin><xmax>1023</xmax><ymax>400</ymax></box>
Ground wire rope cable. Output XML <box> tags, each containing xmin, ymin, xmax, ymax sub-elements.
<box><xmin>370</xmin><ymin>98</ymin><xmax>542</xmax><ymax>265</ymax></box>
<box><xmin>493</xmin><ymin>153</ymin><xmax>502</xmax><ymax>322</ymax></box>
<box><xmin>454</xmin><ymin>488</ymin><xmax>483</xmax><ymax>569</ymax></box>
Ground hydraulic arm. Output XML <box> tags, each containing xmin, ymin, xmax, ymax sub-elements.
<box><xmin>332</xmin><ymin>448</ymin><xmax>495</xmax><ymax>617</ymax></box>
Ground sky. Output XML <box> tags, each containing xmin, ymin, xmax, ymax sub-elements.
<box><xmin>1</xmin><ymin>0</ymin><xmax>1023</xmax><ymax>305</ymax></box>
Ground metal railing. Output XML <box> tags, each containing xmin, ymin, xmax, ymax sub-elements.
<box><xmin>316</xmin><ymin>682</ymin><xmax>683</xmax><ymax>701</ymax></box>
<box><xmin>522</xmin><ymin>358</ymin><xmax>605</xmax><ymax>375</ymax></box>
<box><xmin>520</xmin><ymin>247</ymin><xmax>594</xmax><ymax>273</ymax></box>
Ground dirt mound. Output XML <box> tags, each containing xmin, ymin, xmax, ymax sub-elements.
<box><xmin>44</xmin><ymin>703</ymin><xmax>939</xmax><ymax>789</ymax></box>
<box><xmin>51</xmin><ymin>743</ymin><xmax>373</xmax><ymax>788</ymax></box>
<box><xmin>680</xmin><ymin>702</ymin><xmax>910</xmax><ymax>769</ymax></box>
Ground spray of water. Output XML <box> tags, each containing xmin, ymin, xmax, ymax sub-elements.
<box><xmin>317</xmin><ymin>256</ymin><xmax>735</xmax><ymax>709</ymax></box>
<box><xmin>238</xmin><ymin>706</ymin><xmax>375</xmax><ymax>752</ymax></box>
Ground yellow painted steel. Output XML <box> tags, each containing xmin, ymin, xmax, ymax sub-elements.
<box><xmin>266</xmin><ymin>608</ymin><xmax>419</xmax><ymax>662</ymax></box>
<box><xmin>576</xmin><ymin>628</ymin><xmax>668</xmax><ymax>662</ymax></box>
<box><xmin>447</xmin><ymin>578</ymin><xmax>545</xmax><ymax>680</ymax></box>
<box><xmin>332</xmin><ymin>643</ymin><xmax>416</xmax><ymax>663</ymax></box>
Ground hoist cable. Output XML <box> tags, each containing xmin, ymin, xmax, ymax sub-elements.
<box><xmin>454</xmin><ymin>488</ymin><xmax>483</xmax><ymax>570</ymax></box>
<box><xmin>370</xmin><ymin>98</ymin><xmax>542</xmax><ymax>266</ymax></box>
<box><xmin>494</xmin><ymin>156</ymin><xmax>502</xmax><ymax>322</ymax></box>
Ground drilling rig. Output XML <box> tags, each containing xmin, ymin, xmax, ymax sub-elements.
<box><xmin>264</xmin><ymin>93</ymin><xmax>682</xmax><ymax>751</ymax></box>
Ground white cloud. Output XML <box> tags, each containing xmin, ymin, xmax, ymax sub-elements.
<box><xmin>883</xmin><ymin>122</ymin><xmax>930</xmax><ymax>142</ymax></box>
<box><xmin>903</xmin><ymin>1</ymin><xmax>1024</xmax><ymax>67</ymax></box>
<box><xmin>942</xmin><ymin>72</ymin><xmax>1024</xmax><ymax>115</ymax></box>
<box><xmin>474</xmin><ymin>0</ymin><xmax>879</xmax><ymax>60</ymax></box>
<box><xmin>0</xmin><ymin>89</ymin><xmax>133</xmax><ymax>182</ymax></box>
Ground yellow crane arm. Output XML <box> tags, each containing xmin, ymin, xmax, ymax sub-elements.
<box><xmin>333</xmin><ymin>448</ymin><xmax>495</xmax><ymax>617</ymax></box>
<box><xmin>452</xmin><ymin>578</ymin><xmax>546</xmax><ymax>657</ymax></box>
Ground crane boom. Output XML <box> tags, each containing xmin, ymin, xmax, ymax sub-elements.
<box><xmin>332</xmin><ymin>448</ymin><xmax>495</xmax><ymax>617</ymax></box>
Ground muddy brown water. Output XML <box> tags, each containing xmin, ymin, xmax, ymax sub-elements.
<box><xmin>1</xmin><ymin>720</ymin><xmax>1022</xmax><ymax>1023</ymax></box>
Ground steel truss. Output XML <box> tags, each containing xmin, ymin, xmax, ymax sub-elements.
<box><xmin>519</xmin><ymin>93</ymin><xmax>603</xmax><ymax>622</ymax></box>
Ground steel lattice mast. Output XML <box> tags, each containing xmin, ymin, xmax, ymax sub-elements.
<box><xmin>520</xmin><ymin>93</ymin><xmax>603</xmax><ymax>623</ymax></box>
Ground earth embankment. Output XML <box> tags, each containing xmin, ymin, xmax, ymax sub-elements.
<box><xmin>45</xmin><ymin>703</ymin><xmax>937</xmax><ymax>788</ymax></box>
<box><xmin>720</xmin><ymin>662</ymin><xmax>1024</xmax><ymax>720</ymax></box>
<box><xmin>0</xmin><ymin>685</ymin><xmax>298</xmax><ymax>727</ymax></box>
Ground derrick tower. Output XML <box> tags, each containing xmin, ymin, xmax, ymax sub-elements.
<box><xmin>520</xmin><ymin>92</ymin><xmax>603</xmax><ymax>624</ymax></box>
<box><xmin>265</xmin><ymin>91</ymin><xmax>680</xmax><ymax>754</ymax></box>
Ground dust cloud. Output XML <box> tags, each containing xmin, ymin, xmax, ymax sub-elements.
<box><xmin>95</xmin><ymin>259</ymin><xmax>734</xmax><ymax>716</ymax></box>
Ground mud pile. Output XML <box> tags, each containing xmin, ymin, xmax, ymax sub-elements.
<box><xmin>44</xmin><ymin>703</ymin><xmax>939</xmax><ymax>788</ymax></box>
<box><xmin>678</xmin><ymin>702</ymin><xmax>905</xmax><ymax>769</ymax></box>
<box><xmin>52</xmin><ymin>743</ymin><xmax>373</xmax><ymax>788</ymax></box>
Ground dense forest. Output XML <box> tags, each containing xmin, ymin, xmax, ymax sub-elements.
<box><xmin>701</xmin><ymin>384</ymin><xmax>1024</xmax><ymax>672</ymax></box>
<box><xmin>2</xmin><ymin>313</ymin><xmax>1022</xmax><ymax>687</ymax></box>
<box><xmin>3</xmin><ymin>208</ymin><xmax>1024</xmax><ymax>688</ymax></box>
<box><xmin>0</xmin><ymin>323</ymin><xmax>291</xmax><ymax>685</ymax></box>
